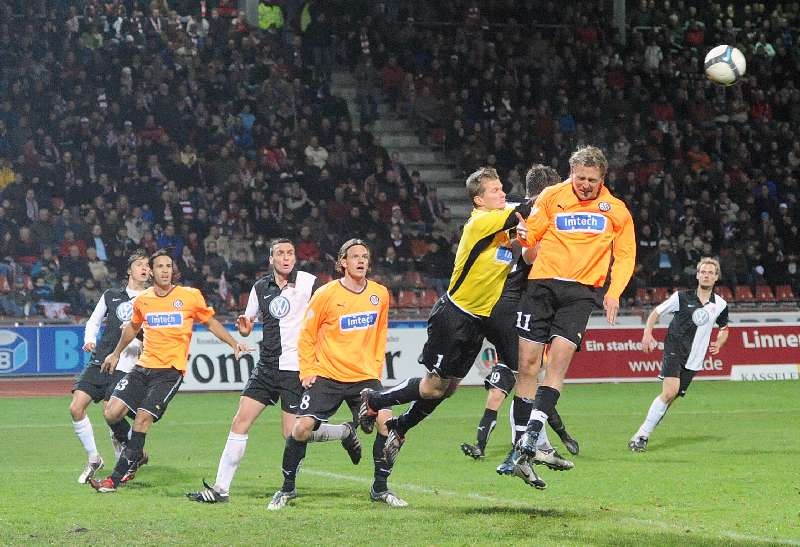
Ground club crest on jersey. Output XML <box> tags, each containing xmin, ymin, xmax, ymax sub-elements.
<box><xmin>370</xmin><ymin>295</ymin><xmax>380</xmax><ymax>305</ymax></box>
<box><xmin>692</xmin><ymin>308</ymin><xmax>710</xmax><ymax>326</ymax></box>
<box><xmin>340</xmin><ymin>312</ymin><xmax>378</xmax><ymax>331</ymax></box>
<box><xmin>269</xmin><ymin>295</ymin><xmax>291</xmax><ymax>318</ymax></box>
<box><xmin>116</xmin><ymin>301</ymin><xmax>134</xmax><ymax>322</ymax></box>
<box><xmin>173</xmin><ymin>299</ymin><xmax>183</xmax><ymax>309</ymax></box>
<box><xmin>598</xmin><ymin>201</ymin><xmax>611</xmax><ymax>212</ymax></box>
<box><xmin>555</xmin><ymin>212</ymin><xmax>607</xmax><ymax>233</ymax></box>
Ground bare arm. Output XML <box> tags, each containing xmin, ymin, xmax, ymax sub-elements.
<box><xmin>641</xmin><ymin>308</ymin><xmax>661</xmax><ymax>352</ymax></box>
<box><xmin>709</xmin><ymin>326</ymin><xmax>729</xmax><ymax>355</ymax></box>
<box><xmin>101</xmin><ymin>322</ymin><xmax>141</xmax><ymax>373</ymax></box>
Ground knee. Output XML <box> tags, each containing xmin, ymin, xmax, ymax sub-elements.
<box><xmin>420</xmin><ymin>382</ymin><xmax>447</xmax><ymax>399</ymax></box>
<box><xmin>291</xmin><ymin>418</ymin><xmax>314</xmax><ymax>442</ymax></box>
<box><xmin>103</xmin><ymin>405</ymin><xmax>121</xmax><ymax>424</ymax></box>
<box><xmin>662</xmin><ymin>389</ymin><xmax>678</xmax><ymax>404</ymax></box>
<box><xmin>69</xmin><ymin>400</ymin><xmax>86</xmax><ymax>421</ymax></box>
<box><xmin>230</xmin><ymin>413</ymin><xmax>252</xmax><ymax>436</ymax></box>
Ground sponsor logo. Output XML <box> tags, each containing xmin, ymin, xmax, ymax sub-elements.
<box><xmin>269</xmin><ymin>295</ymin><xmax>291</xmax><ymax>319</ymax></box>
<box><xmin>692</xmin><ymin>308</ymin><xmax>710</xmax><ymax>326</ymax></box>
<box><xmin>173</xmin><ymin>299</ymin><xmax>184</xmax><ymax>309</ymax></box>
<box><xmin>370</xmin><ymin>295</ymin><xmax>380</xmax><ymax>305</ymax></box>
<box><xmin>0</xmin><ymin>330</ymin><xmax>28</xmax><ymax>373</ymax></box>
<box><xmin>731</xmin><ymin>364</ymin><xmax>800</xmax><ymax>381</ymax></box>
<box><xmin>741</xmin><ymin>329</ymin><xmax>800</xmax><ymax>349</ymax></box>
<box><xmin>598</xmin><ymin>201</ymin><xmax>611</xmax><ymax>212</ymax></box>
<box><xmin>340</xmin><ymin>312</ymin><xmax>378</xmax><ymax>331</ymax></box>
<box><xmin>554</xmin><ymin>213</ymin><xmax>607</xmax><ymax>233</ymax></box>
<box><xmin>145</xmin><ymin>312</ymin><xmax>184</xmax><ymax>328</ymax></box>
<box><xmin>495</xmin><ymin>246</ymin><xmax>513</xmax><ymax>264</ymax></box>
<box><xmin>116</xmin><ymin>301</ymin><xmax>134</xmax><ymax>322</ymax></box>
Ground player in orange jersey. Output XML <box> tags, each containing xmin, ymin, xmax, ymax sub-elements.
<box><xmin>511</xmin><ymin>146</ymin><xmax>636</xmax><ymax>485</ymax></box>
<box><xmin>88</xmin><ymin>248</ymin><xmax>251</xmax><ymax>493</ymax></box>
<box><xmin>267</xmin><ymin>239</ymin><xmax>407</xmax><ymax>509</ymax></box>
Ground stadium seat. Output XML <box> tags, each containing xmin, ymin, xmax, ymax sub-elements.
<box><xmin>650</xmin><ymin>287</ymin><xmax>669</xmax><ymax>303</ymax></box>
<box><xmin>402</xmin><ymin>271</ymin><xmax>425</xmax><ymax>289</ymax></box>
<box><xmin>734</xmin><ymin>285</ymin><xmax>755</xmax><ymax>303</ymax></box>
<box><xmin>774</xmin><ymin>285</ymin><xmax>796</xmax><ymax>301</ymax></box>
<box><xmin>716</xmin><ymin>286</ymin><xmax>734</xmax><ymax>302</ymax></box>
<box><xmin>418</xmin><ymin>289</ymin><xmax>439</xmax><ymax>308</ymax></box>
<box><xmin>397</xmin><ymin>290</ymin><xmax>418</xmax><ymax>308</ymax></box>
<box><xmin>754</xmin><ymin>285</ymin><xmax>775</xmax><ymax>303</ymax></box>
<box><xmin>635</xmin><ymin>287</ymin><xmax>650</xmax><ymax>305</ymax></box>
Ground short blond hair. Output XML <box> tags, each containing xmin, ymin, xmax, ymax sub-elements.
<box><xmin>465</xmin><ymin>167</ymin><xmax>499</xmax><ymax>206</ymax></box>
<box><xmin>696</xmin><ymin>257</ymin><xmax>721</xmax><ymax>277</ymax></box>
<box><xmin>569</xmin><ymin>145</ymin><xmax>608</xmax><ymax>177</ymax></box>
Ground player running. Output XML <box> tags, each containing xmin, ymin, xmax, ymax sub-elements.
<box><xmin>70</xmin><ymin>250</ymin><xmax>149</xmax><ymax>483</ymax></box>
<box><xmin>187</xmin><ymin>239</ymin><xmax>361</xmax><ymax>504</ymax></box>
<box><xmin>88</xmin><ymin>248</ymin><xmax>251</xmax><ymax>493</ymax></box>
<box><xmin>629</xmin><ymin>258</ymin><xmax>729</xmax><ymax>452</ymax></box>
<box><xmin>267</xmin><ymin>239</ymin><xmax>406</xmax><ymax>509</ymax></box>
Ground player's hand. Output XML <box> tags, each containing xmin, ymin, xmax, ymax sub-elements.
<box><xmin>301</xmin><ymin>375</ymin><xmax>317</xmax><ymax>389</ymax></box>
<box><xmin>642</xmin><ymin>332</ymin><xmax>658</xmax><ymax>353</ymax></box>
<box><xmin>101</xmin><ymin>353</ymin><xmax>120</xmax><ymax>374</ymax></box>
<box><xmin>236</xmin><ymin>315</ymin><xmax>252</xmax><ymax>334</ymax></box>
<box><xmin>515</xmin><ymin>212</ymin><xmax>528</xmax><ymax>242</ymax></box>
<box><xmin>232</xmin><ymin>342</ymin><xmax>253</xmax><ymax>359</ymax></box>
<box><xmin>709</xmin><ymin>340</ymin><xmax>722</xmax><ymax>355</ymax></box>
<box><xmin>603</xmin><ymin>295</ymin><xmax>619</xmax><ymax>325</ymax></box>
<box><xmin>82</xmin><ymin>342</ymin><xmax>96</xmax><ymax>352</ymax></box>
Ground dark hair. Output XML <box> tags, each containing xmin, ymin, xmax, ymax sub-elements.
<box><xmin>336</xmin><ymin>238</ymin><xmax>370</xmax><ymax>273</ymax></box>
<box><xmin>270</xmin><ymin>238</ymin><xmax>294</xmax><ymax>256</ymax></box>
<box><xmin>525</xmin><ymin>164</ymin><xmax>561</xmax><ymax>199</ymax></box>
<box><xmin>127</xmin><ymin>248</ymin><xmax>149</xmax><ymax>271</ymax></box>
<box><xmin>149</xmin><ymin>247</ymin><xmax>174</xmax><ymax>268</ymax></box>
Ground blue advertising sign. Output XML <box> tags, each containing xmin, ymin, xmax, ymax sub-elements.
<box><xmin>0</xmin><ymin>326</ymin><xmax>91</xmax><ymax>376</ymax></box>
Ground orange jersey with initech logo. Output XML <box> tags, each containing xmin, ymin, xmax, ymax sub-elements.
<box><xmin>298</xmin><ymin>279</ymin><xmax>390</xmax><ymax>383</ymax></box>
<box><xmin>131</xmin><ymin>285</ymin><xmax>215</xmax><ymax>372</ymax></box>
<box><xmin>523</xmin><ymin>181</ymin><xmax>636</xmax><ymax>299</ymax></box>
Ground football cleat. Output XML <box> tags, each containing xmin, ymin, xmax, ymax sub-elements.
<box><xmin>88</xmin><ymin>476</ymin><xmax>117</xmax><ymax>493</ymax></box>
<box><xmin>78</xmin><ymin>457</ymin><xmax>104</xmax><ymax>484</ymax></box>
<box><xmin>120</xmin><ymin>451</ymin><xmax>149</xmax><ymax>484</ymax></box>
<box><xmin>357</xmin><ymin>389</ymin><xmax>378</xmax><ymax>434</ymax></box>
<box><xmin>496</xmin><ymin>448</ymin><xmax>516</xmax><ymax>475</ymax></box>
<box><xmin>533</xmin><ymin>447</ymin><xmax>574</xmax><ymax>471</ymax></box>
<box><xmin>383</xmin><ymin>418</ymin><xmax>405</xmax><ymax>466</ymax></box>
<box><xmin>629</xmin><ymin>436</ymin><xmax>648</xmax><ymax>452</ymax></box>
<box><xmin>341</xmin><ymin>423</ymin><xmax>362</xmax><ymax>465</ymax></box>
<box><xmin>558</xmin><ymin>431</ymin><xmax>580</xmax><ymax>455</ymax></box>
<box><xmin>460</xmin><ymin>442</ymin><xmax>485</xmax><ymax>460</ymax></box>
<box><xmin>370</xmin><ymin>488</ymin><xmax>408</xmax><ymax>507</ymax></box>
<box><xmin>186</xmin><ymin>480</ymin><xmax>229</xmax><ymax>504</ymax></box>
<box><xmin>512</xmin><ymin>457</ymin><xmax>547</xmax><ymax>490</ymax></box>
<box><xmin>517</xmin><ymin>429</ymin><xmax>539</xmax><ymax>456</ymax></box>
<box><xmin>267</xmin><ymin>489</ymin><xmax>298</xmax><ymax>510</ymax></box>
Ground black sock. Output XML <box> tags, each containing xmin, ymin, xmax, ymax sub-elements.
<box><xmin>476</xmin><ymin>409</ymin><xmax>497</xmax><ymax>451</ymax></box>
<box><xmin>108</xmin><ymin>418</ymin><xmax>131</xmax><ymax>445</ymax></box>
<box><xmin>110</xmin><ymin>430</ymin><xmax>145</xmax><ymax>486</ymax></box>
<box><xmin>372</xmin><ymin>433</ymin><xmax>390</xmax><ymax>493</ymax></box>
<box><xmin>280</xmin><ymin>436</ymin><xmax>307</xmax><ymax>492</ymax></box>
<box><xmin>370</xmin><ymin>378</ymin><xmax>422</xmax><ymax>409</ymax></box>
<box><xmin>534</xmin><ymin>385</ymin><xmax>561</xmax><ymax>417</ymax></box>
<box><xmin>548</xmin><ymin>408</ymin><xmax>566</xmax><ymax>435</ymax></box>
<box><xmin>511</xmin><ymin>396</ymin><xmax>534</xmax><ymax>444</ymax></box>
<box><xmin>396</xmin><ymin>397</ymin><xmax>443</xmax><ymax>435</ymax></box>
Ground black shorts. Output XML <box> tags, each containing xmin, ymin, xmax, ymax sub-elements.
<box><xmin>660</xmin><ymin>355</ymin><xmax>698</xmax><ymax>397</ymax></box>
<box><xmin>73</xmin><ymin>362</ymin><xmax>128</xmax><ymax>403</ymax></box>
<box><xmin>517</xmin><ymin>279</ymin><xmax>601</xmax><ymax>348</ymax></box>
<box><xmin>418</xmin><ymin>296</ymin><xmax>485</xmax><ymax>379</ymax></box>
<box><xmin>297</xmin><ymin>377</ymin><xmax>383</xmax><ymax>423</ymax></box>
<box><xmin>242</xmin><ymin>365</ymin><xmax>302</xmax><ymax>413</ymax></box>
<box><xmin>483</xmin><ymin>364</ymin><xmax>516</xmax><ymax>395</ymax></box>
<box><xmin>110</xmin><ymin>366</ymin><xmax>183</xmax><ymax>421</ymax></box>
<box><xmin>484</xmin><ymin>294</ymin><xmax>520</xmax><ymax>371</ymax></box>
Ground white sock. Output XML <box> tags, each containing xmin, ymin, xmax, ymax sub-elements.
<box><xmin>635</xmin><ymin>396</ymin><xmax>669</xmax><ymax>439</ymax></box>
<box><xmin>309</xmin><ymin>423</ymin><xmax>349</xmax><ymax>442</ymax></box>
<box><xmin>213</xmin><ymin>432</ymin><xmax>248</xmax><ymax>495</ymax></box>
<box><xmin>73</xmin><ymin>417</ymin><xmax>100</xmax><ymax>461</ymax></box>
<box><xmin>535</xmin><ymin>425</ymin><xmax>552</xmax><ymax>450</ymax></box>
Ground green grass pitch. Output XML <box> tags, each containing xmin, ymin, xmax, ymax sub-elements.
<box><xmin>1</xmin><ymin>381</ymin><xmax>798</xmax><ymax>546</ymax></box>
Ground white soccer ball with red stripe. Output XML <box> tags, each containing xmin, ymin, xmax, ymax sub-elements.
<box><xmin>704</xmin><ymin>45</ymin><xmax>746</xmax><ymax>86</ymax></box>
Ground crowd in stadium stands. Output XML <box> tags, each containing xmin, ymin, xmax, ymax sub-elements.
<box><xmin>0</xmin><ymin>0</ymin><xmax>798</xmax><ymax>320</ymax></box>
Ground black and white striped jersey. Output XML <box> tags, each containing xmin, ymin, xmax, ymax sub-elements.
<box><xmin>243</xmin><ymin>270</ymin><xmax>318</xmax><ymax>371</ymax></box>
<box><xmin>656</xmin><ymin>289</ymin><xmax>729</xmax><ymax>371</ymax></box>
<box><xmin>84</xmin><ymin>286</ymin><xmax>144</xmax><ymax>372</ymax></box>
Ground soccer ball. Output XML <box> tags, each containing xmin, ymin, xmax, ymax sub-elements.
<box><xmin>704</xmin><ymin>45</ymin><xmax>746</xmax><ymax>86</ymax></box>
